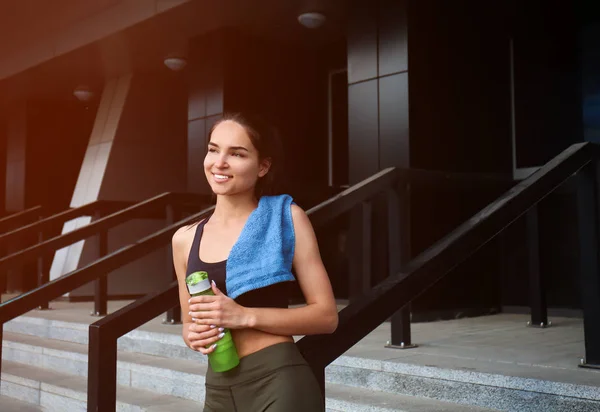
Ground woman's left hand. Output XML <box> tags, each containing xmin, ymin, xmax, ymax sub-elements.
<box><xmin>188</xmin><ymin>281</ymin><xmax>250</xmax><ymax>329</ymax></box>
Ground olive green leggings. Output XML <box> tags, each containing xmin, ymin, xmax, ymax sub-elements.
<box><xmin>203</xmin><ymin>342</ymin><xmax>324</xmax><ymax>412</ymax></box>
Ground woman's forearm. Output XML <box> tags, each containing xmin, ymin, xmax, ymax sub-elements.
<box><xmin>245</xmin><ymin>303</ymin><xmax>338</xmax><ymax>336</ymax></box>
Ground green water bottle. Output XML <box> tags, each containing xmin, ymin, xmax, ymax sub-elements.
<box><xmin>186</xmin><ymin>271</ymin><xmax>240</xmax><ymax>372</ymax></box>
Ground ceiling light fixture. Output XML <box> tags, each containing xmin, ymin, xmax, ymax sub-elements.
<box><xmin>164</xmin><ymin>56</ymin><xmax>187</xmax><ymax>71</ymax></box>
<box><xmin>298</xmin><ymin>12</ymin><xmax>326</xmax><ymax>29</ymax></box>
<box><xmin>73</xmin><ymin>85</ymin><xmax>94</xmax><ymax>102</ymax></box>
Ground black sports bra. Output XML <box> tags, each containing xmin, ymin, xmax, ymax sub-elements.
<box><xmin>185</xmin><ymin>218</ymin><xmax>289</xmax><ymax>308</ymax></box>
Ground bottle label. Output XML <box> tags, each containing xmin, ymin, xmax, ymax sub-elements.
<box><xmin>186</xmin><ymin>271</ymin><xmax>211</xmax><ymax>295</ymax></box>
<box><xmin>188</xmin><ymin>278</ymin><xmax>211</xmax><ymax>295</ymax></box>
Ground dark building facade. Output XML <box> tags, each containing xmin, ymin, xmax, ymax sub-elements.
<box><xmin>0</xmin><ymin>0</ymin><xmax>598</xmax><ymax>315</ymax></box>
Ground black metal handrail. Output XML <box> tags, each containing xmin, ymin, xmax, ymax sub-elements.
<box><xmin>296</xmin><ymin>142</ymin><xmax>600</xmax><ymax>377</ymax></box>
<box><xmin>0</xmin><ymin>198</ymin><xmax>216</xmax><ymax>388</ymax></box>
<box><xmin>0</xmin><ymin>200</ymin><xmax>132</xmax><ymax>250</ymax></box>
<box><xmin>0</xmin><ymin>205</ymin><xmax>43</xmax><ymax>234</ymax></box>
<box><xmin>85</xmin><ymin>168</ymin><xmax>399</xmax><ymax>412</ymax></box>
<box><xmin>85</xmin><ymin>142</ymin><xmax>600</xmax><ymax>412</ymax></box>
<box><xmin>0</xmin><ymin>203</ymin><xmax>213</xmax><ymax>325</ymax></box>
<box><xmin>83</xmin><ymin>166</ymin><xmax>514</xmax><ymax>411</ymax></box>
<box><xmin>86</xmin><ymin>142</ymin><xmax>600</xmax><ymax>412</ymax></box>
<box><xmin>0</xmin><ymin>192</ymin><xmax>210</xmax><ymax>312</ymax></box>
<box><xmin>0</xmin><ymin>192</ymin><xmax>212</xmax><ymax>379</ymax></box>
<box><xmin>0</xmin><ymin>193</ymin><xmax>173</xmax><ymax>274</ymax></box>
<box><xmin>0</xmin><ymin>194</ymin><xmax>174</xmax><ymax>311</ymax></box>
<box><xmin>5</xmin><ymin>140</ymin><xmax>596</xmax><ymax>412</ymax></box>
<box><xmin>86</xmin><ymin>279</ymin><xmax>181</xmax><ymax>410</ymax></box>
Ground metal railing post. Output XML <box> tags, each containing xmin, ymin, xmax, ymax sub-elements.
<box><xmin>361</xmin><ymin>201</ymin><xmax>372</xmax><ymax>296</ymax></box>
<box><xmin>92</xmin><ymin>210</ymin><xmax>108</xmax><ymax>316</ymax></box>
<box><xmin>165</xmin><ymin>203</ymin><xmax>181</xmax><ymax>324</ymax></box>
<box><xmin>576</xmin><ymin>161</ymin><xmax>600</xmax><ymax>369</ymax></box>
<box><xmin>386</xmin><ymin>181</ymin><xmax>417</xmax><ymax>349</ymax></box>
<box><xmin>526</xmin><ymin>205</ymin><xmax>549</xmax><ymax>328</ymax></box>
<box><xmin>0</xmin><ymin>322</ymin><xmax>4</xmax><ymax>390</ymax></box>
<box><xmin>87</xmin><ymin>324</ymin><xmax>117</xmax><ymax>412</ymax></box>
<box><xmin>0</xmin><ymin>244</ymin><xmax>6</xmax><ymax>294</ymax></box>
<box><xmin>37</xmin><ymin>226</ymin><xmax>50</xmax><ymax>310</ymax></box>
<box><xmin>348</xmin><ymin>202</ymin><xmax>372</xmax><ymax>303</ymax></box>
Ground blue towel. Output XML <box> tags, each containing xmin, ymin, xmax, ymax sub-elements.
<box><xmin>226</xmin><ymin>194</ymin><xmax>296</xmax><ymax>299</ymax></box>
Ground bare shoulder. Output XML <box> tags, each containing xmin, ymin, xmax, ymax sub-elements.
<box><xmin>290</xmin><ymin>203</ymin><xmax>317</xmax><ymax>241</ymax></box>
<box><xmin>290</xmin><ymin>203</ymin><xmax>324</xmax><ymax>268</ymax></box>
<box><xmin>172</xmin><ymin>223</ymin><xmax>197</xmax><ymax>250</ymax></box>
<box><xmin>290</xmin><ymin>204</ymin><xmax>311</xmax><ymax>228</ymax></box>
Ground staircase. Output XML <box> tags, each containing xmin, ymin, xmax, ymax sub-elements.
<box><xmin>2</xmin><ymin>301</ymin><xmax>599</xmax><ymax>411</ymax></box>
<box><xmin>2</xmin><ymin>143</ymin><xmax>600</xmax><ymax>411</ymax></box>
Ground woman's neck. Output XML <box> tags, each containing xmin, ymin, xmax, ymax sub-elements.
<box><xmin>211</xmin><ymin>192</ymin><xmax>258</xmax><ymax>225</ymax></box>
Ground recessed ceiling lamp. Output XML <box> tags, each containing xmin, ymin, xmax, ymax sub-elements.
<box><xmin>164</xmin><ymin>56</ymin><xmax>187</xmax><ymax>71</ymax></box>
<box><xmin>298</xmin><ymin>12</ymin><xmax>326</xmax><ymax>29</ymax></box>
<box><xmin>73</xmin><ymin>85</ymin><xmax>94</xmax><ymax>102</ymax></box>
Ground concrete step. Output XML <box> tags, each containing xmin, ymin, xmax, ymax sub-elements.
<box><xmin>4</xmin><ymin>314</ymin><xmax>201</xmax><ymax>362</ymax></box>
<box><xmin>5</xmin><ymin>315</ymin><xmax>600</xmax><ymax>412</ymax></box>
<box><xmin>2</xmin><ymin>331</ymin><xmax>207</xmax><ymax>402</ymax></box>
<box><xmin>0</xmin><ymin>395</ymin><xmax>43</xmax><ymax>412</ymax></box>
<box><xmin>2</xmin><ymin>330</ymin><xmax>497</xmax><ymax>412</ymax></box>
<box><xmin>328</xmin><ymin>356</ymin><xmax>600</xmax><ymax>412</ymax></box>
<box><xmin>1</xmin><ymin>360</ymin><xmax>204</xmax><ymax>412</ymax></box>
<box><xmin>4</xmin><ymin>342</ymin><xmax>496</xmax><ymax>412</ymax></box>
<box><xmin>1</xmin><ymin>358</ymin><xmax>497</xmax><ymax>412</ymax></box>
<box><xmin>325</xmin><ymin>383</ymin><xmax>498</xmax><ymax>412</ymax></box>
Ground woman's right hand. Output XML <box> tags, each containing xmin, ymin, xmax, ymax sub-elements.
<box><xmin>187</xmin><ymin>323</ymin><xmax>225</xmax><ymax>355</ymax></box>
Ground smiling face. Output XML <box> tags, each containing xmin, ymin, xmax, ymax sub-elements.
<box><xmin>204</xmin><ymin>120</ymin><xmax>271</xmax><ymax>197</ymax></box>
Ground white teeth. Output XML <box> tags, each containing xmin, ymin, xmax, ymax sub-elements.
<box><xmin>214</xmin><ymin>174</ymin><xmax>230</xmax><ymax>179</ymax></box>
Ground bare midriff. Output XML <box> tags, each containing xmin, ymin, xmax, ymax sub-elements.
<box><xmin>232</xmin><ymin>328</ymin><xmax>294</xmax><ymax>358</ymax></box>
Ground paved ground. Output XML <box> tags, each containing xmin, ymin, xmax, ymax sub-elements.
<box><xmin>0</xmin><ymin>395</ymin><xmax>42</xmax><ymax>412</ymax></box>
<box><xmin>3</xmin><ymin>297</ymin><xmax>599</xmax><ymax>388</ymax></box>
<box><xmin>339</xmin><ymin>313</ymin><xmax>598</xmax><ymax>387</ymax></box>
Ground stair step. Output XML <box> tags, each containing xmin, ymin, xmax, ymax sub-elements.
<box><xmin>5</xmin><ymin>315</ymin><xmax>600</xmax><ymax>412</ymax></box>
<box><xmin>327</xmin><ymin>358</ymin><xmax>600</xmax><ymax>412</ymax></box>
<box><xmin>2</xmin><ymin>359</ymin><xmax>498</xmax><ymax>412</ymax></box>
<box><xmin>5</xmin><ymin>315</ymin><xmax>89</xmax><ymax>344</ymax></box>
<box><xmin>2</xmin><ymin>331</ymin><xmax>208</xmax><ymax>402</ymax></box>
<box><xmin>325</xmin><ymin>383</ymin><xmax>498</xmax><ymax>412</ymax></box>
<box><xmin>1</xmin><ymin>360</ymin><xmax>204</xmax><ymax>412</ymax></box>
<box><xmin>3</xmin><ymin>329</ymin><xmax>206</xmax><ymax>371</ymax></box>
<box><xmin>0</xmin><ymin>395</ymin><xmax>43</xmax><ymax>412</ymax></box>
<box><xmin>3</xmin><ymin>331</ymin><xmax>497</xmax><ymax>411</ymax></box>
<box><xmin>4</xmin><ymin>314</ymin><xmax>199</xmax><ymax>361</ymax></box>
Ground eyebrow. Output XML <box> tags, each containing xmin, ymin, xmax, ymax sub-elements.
<box><xmin>208</xmin><ymin>142</ymin><xmax>250</xmax><ymax>152</ymax></box>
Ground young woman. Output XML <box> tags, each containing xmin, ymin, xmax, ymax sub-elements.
<box><xmin>172</xmin><ymin>113</ymin><xmax>338</xmax><ymax>411</ymax></box>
